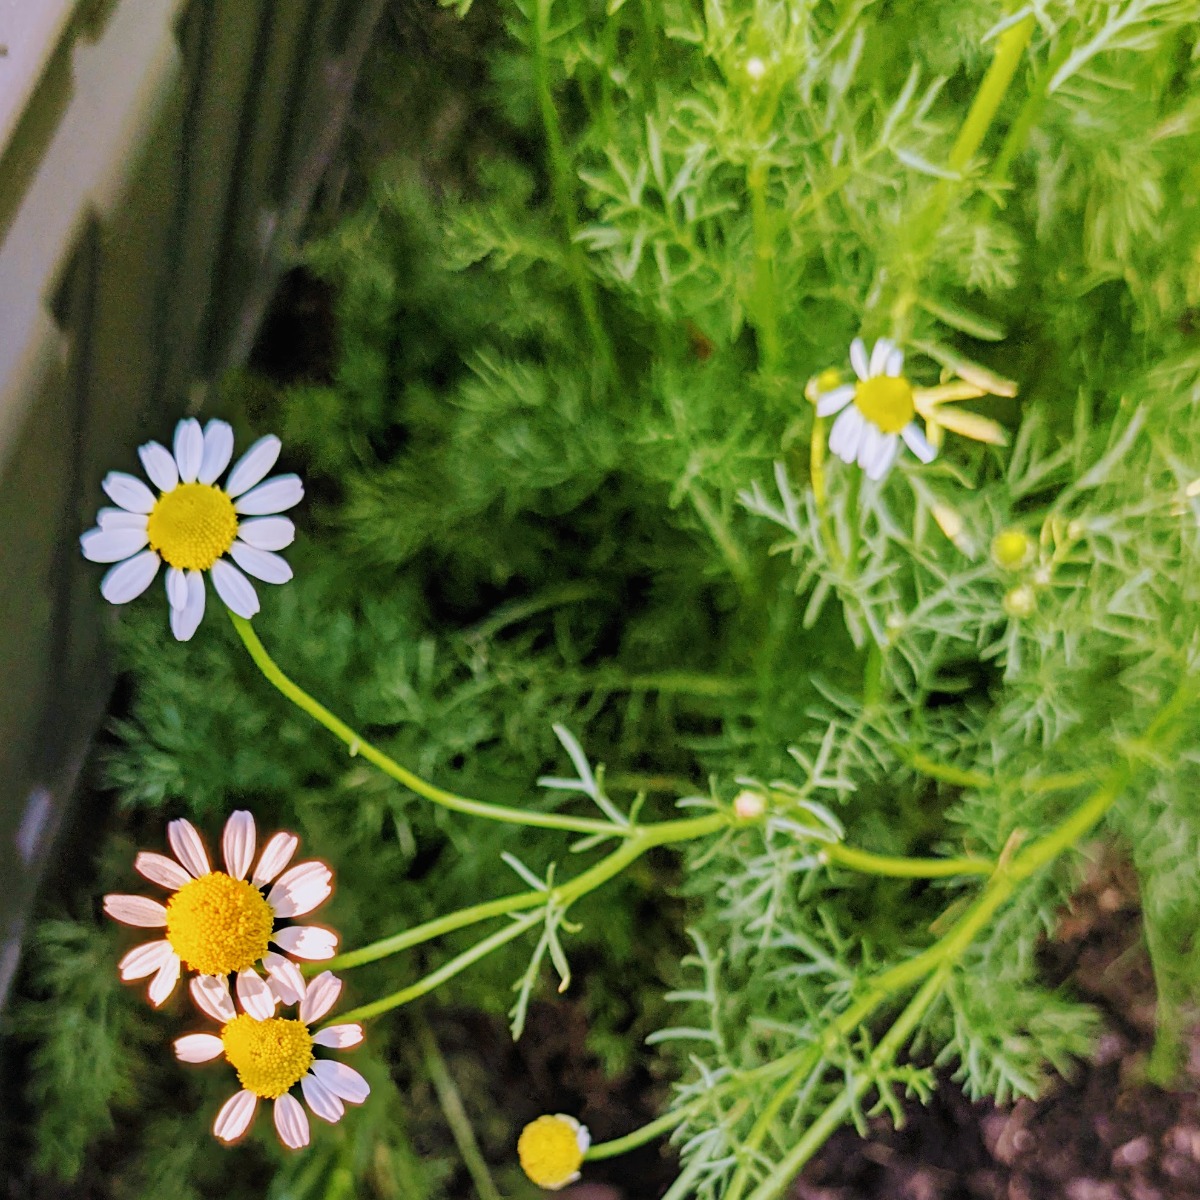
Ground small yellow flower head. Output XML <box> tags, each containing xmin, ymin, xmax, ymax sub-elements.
<box><xmin>1003</xmin><ymin>583</ymin><xmax>1037</xmax><ymax>620</ymax></box>
<box><xmin>518</xmin><ymin>1114</ymin><xmax>590</xmax><ymax>1191</ymax></box>
<box><xmin>991</xmin><ymin>529</ymin><xmax>1034</xmax><ymax>571</ymax></box>
<box><xmin>733</xmin><ymin>789</ymin><xmax>766</xmax><ymax>821</ymax></box>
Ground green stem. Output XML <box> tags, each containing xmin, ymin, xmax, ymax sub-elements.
<box><xmin>229</xmin><ymin>612</ymin><xmax>624</xmax><ymax>838</ymax></box>
<box><xmin>747</xmin><ymin>159</ymin><xmax>780</xmax><ymax>371</ymax></box>
<box><xmin>823</xmin><ymin>842</ymin><xmax>992</xmax><ymax>879</ymax></box>
<box><xmin>586</xmin><ymin>1109</ymin><xmax>690</xmax><ymax>1161</ymax></box>
<box><xmin>899</xmin><ymin>749</ymin><xmax>991</xmax><ymax>790</ymax></box>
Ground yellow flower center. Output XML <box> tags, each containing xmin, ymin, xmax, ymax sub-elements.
<box><xmin>165</xmin><ymin>872</ymin><xmax>273</xmax><ymax>976</ymax></box>
<box><xmin>991</xmin><ymin>529</ymin><xmax>1034</xmax><ymax>570</ymax></box>
<box><xmin>146</xmin><ymin>482</ymin><xmax>238</xmax><ymax>571</ymax></box>
<box><xmin>854</xmin><ymin>375</ymin><xmax>915</xmax><ymax>434</ymax></box>
<box><xmin>221</xmin><ymin>1014</ymin><xmax>314</xmax><ymax>1100</ymax></box>
<box><xmin>518</xmin><ymin>1116</ymin><xmax>585</xmax><ymax>1190</ymax></box>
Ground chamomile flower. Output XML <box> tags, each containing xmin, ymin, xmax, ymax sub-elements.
<box><xmin>104</xmin><ymin>811</ymin><xmax>338</xmax><ymax>1008</ymax></box>
<box><xmin>80</xmin><ymin>418</ymin><xmax>302</xmax><ymax>640</ymax></box>
<box><xmin>175</xmin><ymin>969</ymin><xmax>369</xmax><ymax>1149</ymax></box>
<box><xmin>518</xmin><ymin>1114</ymin><xmax>591</xmax><ymax>1191</ymax></box>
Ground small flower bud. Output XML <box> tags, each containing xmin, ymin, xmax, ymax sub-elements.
<box><xmin>991</xmin><ymin>529</ymin><xmax>1034</xmax><ymax>571</ymax></box>
<box><xmin>733</xmin><ymin>789</ymin><xmax>766</xmax><ymax>821</ymax></box>
<box><xmin>518</xmin><ymin>1115</ymin><xmax>590</xmax><ymax>1191</ymax></box>
<box><xmin>1003</xmin><ymin>583</ymin><xmax>1037</xmax><ymax>619</ymax></box>
<box><xmin>746</xmin><ymin>56</ymin><xmax>767</xmax><ymax>82</ymax></box>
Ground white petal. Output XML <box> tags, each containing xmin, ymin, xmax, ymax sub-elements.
<box><xmin>97</xmin><ymin>507</ymin><xmax>149</xmax><ymax>531</ymax></box>
<box><xmin>103</xmin><ymin>894</ymin><xmax>167</xmax><ymax>927</ymax></box>
<box><xmin>236</xmin><ymin>516</ymin><xmax>296</xmax><ymax>551</ymax></box>
<box><xmin>213</xmin><ymin>1090</ymin><xmax>258</xmax><ymax>1143</ymax></box>
<box><xmin>210</xmin><ymin>559</ymin><xmax>260</xmax><ymax>619</ymax></box>
<box><xmin>100</xmin><ymin>551</ymin><xmax>160</xmax><ymax>604</ymax></box>
<box><xmin>849</xmin><ymin>337</ymin><xmax>870</xmax><ymax>381</ymax></box>
<box><xmin>139</xmin><ymin>441</ymin><xmax>178</xmax><ymax>492</ymax></box>
<box><xmin>828</xmin><ymin>407</ymin><xmax>863</xmax><ymax>463</ymax></box>
<box><xmin>118</xmin><ymin>940</ymin><xmax>175</xmax><ymax>980</ymax></box>
<box><xmin>857</xmin><ymin>423</ymin><xmax>883</xmax><ymax>471</ymax></box>
<box><xmin>199</xmin><ymin>420</ymin><xmax>235</xmax><ymax>485</ymax></box>
<box><xmin>902</xmin><ymin>422</ymin><xmax>937</xmax><ymax>464</ymax></box>
<box><xmin>313</xmin><ymin>1023</ymin><xmax>364</xmax><ymax>1049</ymax></box>
<box><xmin>274</xmin><ymin>1094</ymin><xmax>310</xmax><ymax>1150</ymax></box>
<box><xmin>815</xmin><ymin>384</ymin><xmax>854</xmax><ymax>417</ymax></box>
<box><xmin>166</xmin><ymin>567</ymin><xmax>189</xmax><ymax>611</ymax></box>
<box><xmin>866</xmin><ymin>434</ymin><xmax>900</xmax><ymax>481</ymax></box>
<box><xmin>148</xmin><ymin>954</ymin><xmax>181</xmax><ymax>1007</ymax></box>
<box><xmin>237</xmin><ymin>969</ymin><xmax>278</xmax><ymax>1020</ymax></box>
<box><xmin>225</xmin><ymin>435</ymin><xmax>282</xmax><ymax>498</ymax></box>
<box><xmin>175</xmin><ymin>1033</ymin><xmax>225</xmax><ymax>1063</ymax></box>
<box><xmin>230</xmin><ymin>542</ymin><xmax>293</xmax><ymax>585</ymax></box>
<box><xmin>168</xmin><ymin>819</ymin><xmax>210</xmax><ymax>878</ymax></box>
<box><xmin>311</xmin><ymin>1060</ymin><xmax>369</xmax><ymax>1105</ymax></box>
<box><xmin>102</xmin><ymin>471</ymin><xmax>157</xmax><ymax>514</ymax></box>
<box><xmin>268</xmin><ymin>862</ymin><xmax>332</xmax><ymax>918</ymax></box>
<box><xmin>253</xmin><ymin>832</ymin><xmax>299</xmax><ymax>886</ymax></box>
<box><xmin>299</xmin><ymin>971</ymin><xmax>342</xmax><ymax>1024</ymax></box>
<box><xmin>170</xmin><ymin>571</ymin><xmax>206</xmax><ymax>642</ymax></box>
<box><xmin>80</xmin><ymin>526</ymin><xmax>148</xmax><ymax>563</ymax></box>
<box><xmin>301</xmin><ymin>1072</ymin><xmax>345</xmax><ymax>1124</ymax></box>
<box><xmin>135</xmin><ymin>851</ymin><xmax>192</xmax><ymax>891</ymax></box>
<box><xmin>234</xmin><ymin>474</ymin><xmax>304</xmax><ymax>516</ymax></box>
<box><xmin>869</xmin><ymin>337</ymin><xmax>894</xmax><ymax>377</ymax></box>
<box><xmin>886</xmin><ymin>347</ymin><xmax>905</xmax><ymax>377</ymax></box>
<box><xmin>191</xmin><ymin>975</ymin><xmax>236</xmax><ymax>1024</ymax></box>
<box><xmin>263</xmin><ymin>952</ymin><xmax>306</xmax><ymax>1006</ymax></box>
<box><xmin>274</xmin><ymin>926</ymin><xmax>338</xmax><ymax>961</ymax></box>
<box><xmin>173</xmin><ymin>418</ymin><xmax>204</xmax><ymax>484</ymax></box>
<box><xmin>576</xmin><ymin>1124</ymin><xmax>592</xmax><ymax>1153</ymax></box>
<box><xmin>222</xmin><ymin>810</ymin><xmax>257</xmax><ymax>880</ymax></box>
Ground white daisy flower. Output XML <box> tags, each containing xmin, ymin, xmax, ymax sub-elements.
<box><xmin>815</xmin><ymin>337</ymin><xmax>937</xmax><ymax>481</ymax></box>
<box><xmin>80</xmin><ymin>418</ymin><xmax>302</xmax><ymax>640</ymax></box>
<box><xmin>175</xmin><ymin>969</ymin><xmax>369</xmax><ymax>1150</ymax></box>
<box><xmin>104</xmin><ymin>811</ymin><xmax>338</xmax><ymax>1009</ymax></box>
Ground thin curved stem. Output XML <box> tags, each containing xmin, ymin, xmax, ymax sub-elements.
<box><xmin>823</xmin><ymin>842</ymin><xmax>992</xmax><ymax>879</ymax></box>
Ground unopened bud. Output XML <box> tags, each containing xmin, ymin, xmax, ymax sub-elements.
<box><xmin>991</xmin><ymin>529</ymin><xmax>1033</xmax><ymax>571</ymax></box>
<box><xmin>733</xmin><ymin>790</ymin><xmax>766</xmax><ymax>820</ymax></box>
<box><xmin>746</xmin><ymin>56</ymin><xmax>767</xmax><ymax>82</ymax></box>
<box><xmin>1003</xmin><ymin>583</ymin><xmax>1036</xmax><ymax>619</ymax></box>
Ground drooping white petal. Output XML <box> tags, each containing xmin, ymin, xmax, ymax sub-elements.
<box><xmin>828</xmin><ymin>407</ymin><xmax>864</xmax><ymax>464</ymax></box>
<box><xmin>148</xmin><ymin>954</ymin><xmax>181</xmax><ymax>1007</ymax></box>
<box><xmin>274</xmin><ymin>1093</ymin><xmax>310</xmax><ymax>1150</ymax></box>
<box><xmin>230</xmin><ymin>542</ymin><xmax>293</xmax><ymax>585</ymax></box>
<box><xmin>166</xmin><ymin>567</ymin><xmax>189</xmax><ymax>611</ymax></box>
<box><xmin>191</xmin><ymin>974</ymin><xmax>236</xmax><ymax>1023</ymax></box>
<box><xmin>167</xmin><ymin>818</ymin><xmax>211</xmax><ymax>878</ymax></box>
<box><xmin>225</xmin><ymin>435</ymin><xmax>282</xmax><ymax>498</ymax></box>
<box><xmin>103</xmin><ymin>894</ymin><xmax>168</xmax><ymax>927</ymax></box>
<box><xmin>868</xmin><ymin>337</ymin><xmax>894</xmax><ymax>377</ymax></box>
<box><xmin>80</xmin><ymin>526</ymin><xmax>149</xmax><ymax>563</ymax></box>
<box><xmin>849</xmin><ymin>337</ymin><xmax>870</xmax><ymax>381</ymax></box>
<box><xmin>311</xmin><ymin>1060</ymin><xmax>370</xmax><ymax>1105</ymax></box>
<box><xmin>274</xmin><ymin>926</ymin><xmax>338</xmax><ymax>961</ymax></box>
<box><xmin>135</xmin><ymin>851</ymin><xmax>192</xmax><ymax>891</ymax></box>
<box><xmin>235</xmin><ymin>516</ymin><xmax>295</xmax><ymax>551</ymax></box>
<box><xmin>210</xmin><ymin>559</ymin><xmax>260</xmax><ymax>619</ymax></box>
<box><xmin>222</xmin><ymin>810</ymin><xmax>257</xmax><ymax>880</ymax></box>
<box><xmin>170</xmin><ymin>571</ymin><xmax>206</xmax><ymax>642</ymax></box>
<box><xmin>213</xmin><ymin>1090</ymin><xmax>258</xmax><ymax>1143</ymax></box>
<box><xmin>198</xmin><ymin>420</ymin><xmax>235</xmax><ymax>485</ymax></box>
<box><xmin>97</xmin><ymin>507</ymin><xmax>149</xmax><ymax>531</ymax></box>
<box><xmin>856</xmin><ymin>423</ymin><xmax>883</xmax><ymax>472</ymax></box>
<box><xmin>815</xmin><ymin>384</ymin><xmax>855</xmax><ymax>418</ymax></box>
<box><xmin>237</xmin><ymin>969</ymin><xmax>278</xmax><ymax>1020</ymax></box>
<box><xmin>866</xmin><ymin>434</ymin><xmax>900</xmax><ymax>481</ymax></box>
<box><xmin>885</xmin><ymin>347</ymin><xmax>905</xmax><ymax>377</ymax></box>
<box><xmin>252</xmin><ymin>831</ymin><xmax>299</xmax><ymax>886</ymax></box>
<box><xmin>301</xmin><ymin>1072</ymin><xmax>345</xmax><ymax>1124</ymax></box>
<box><xmin>102</xmin><ymin>471</ymin><xmax>157</xmax><ymax>514</ymax></box>
<box><xmin>173</xmin><ymin>418</ymin><xmax>204</xmax><ymax>484</ymax></box>
<box><xmin>139</xmin><ymin>441</ymin><xmax>178</xmax><ymax>493</ymax></box>
<box><xmin>234</xmin><ymin>474</ymin><xmax>304</xmax><ymax>517</ymax></box>
<box><xmin>268</xmin><ymin>862</ymin><xmax>332</xmax><ymax>918</ymax></box>
<box><xmin>313</xmin><ymin>1023</ymin><xmax>364</xmax><ymax>1050</ymax></box>
<box><xmin>901</xmin><ymin>422</ymin><xmax>937</xmax><ymax>464</ymax></box>
<box><xmin>175</xmin><ymin>1033</ymin><xmax>225</xmax><ymax>1063</ymax></box>
<box><xmin>118</xmin><ymin>939</ymin><xmax>175</xmax><ymax>980</ymax></box>
<box><xmin>262</xmin><ymin>952</ymin><xmax>306</xmax><ymax>1006</ymax></box>
<box><xmin>100</xmin><ymin>551</ymin><xmax>161</xmax><ymax>604</ymax></box>
<box><xmin>299</xmin><ymin>970</ymin><xmax>342</xmax><ymax>1024</ymax></box>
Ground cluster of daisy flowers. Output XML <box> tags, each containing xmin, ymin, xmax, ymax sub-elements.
<box><xmin>105</xmin><ymin>811</ymin><xmax>369</xmax><ymax>1149</ymax></box>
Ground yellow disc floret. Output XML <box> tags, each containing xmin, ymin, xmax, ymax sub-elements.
<box><xmin>165</xmin><ymin>871</ymin><xmax>273</xmax><ymax>976</ymax></box>
<box><xmin>991</xmin><ymin>529</ymin><xmax>1034</xmax><ymax>571</ymax></box>
<box><xmin>146</xmin><ymin>482</ymin><xmax>238</xmax><ymax>570</ymax></box>
<box><xmin>221</xmin><ymin>1014</ymin><xmax>314</xmax><ymax>1099</ymax></box>
<box><xmin>518</xmin><ymin>1115</ymin><xmax>588</xmax><ymax>1191</ymax></box>
<box><xmin>854</xmin><ymin>375</ymin><xmax>915</xmax><ymax>434</ymax></box>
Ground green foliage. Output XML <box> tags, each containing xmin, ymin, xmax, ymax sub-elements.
<box><xmin>11</xmin><ymin>1</ymin><xmax>1200</xmax><ymax>1198</ymax></box>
